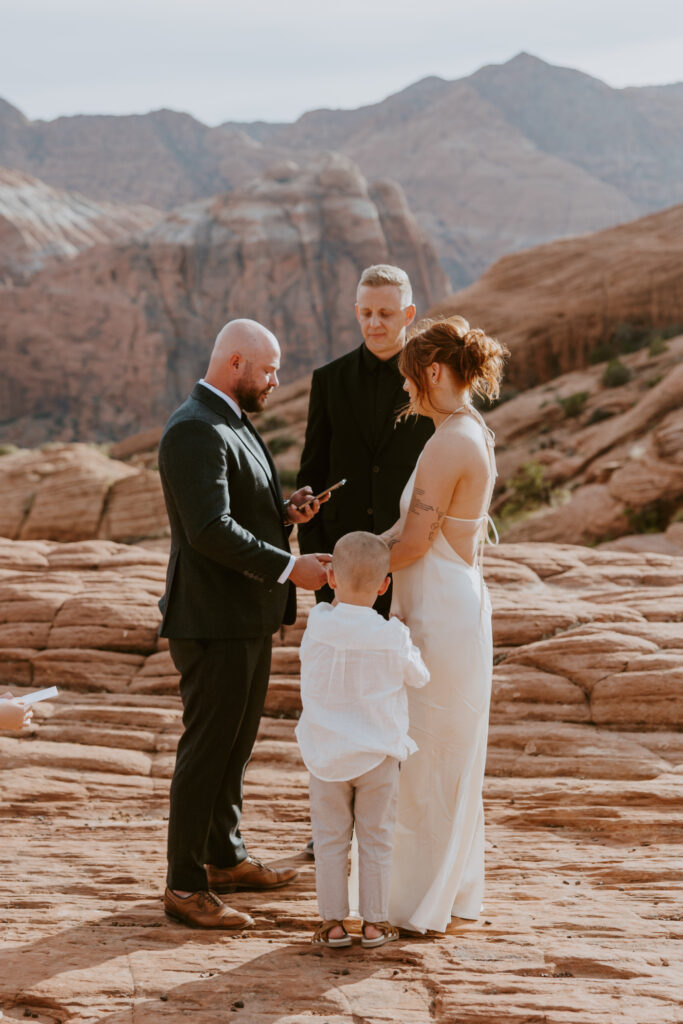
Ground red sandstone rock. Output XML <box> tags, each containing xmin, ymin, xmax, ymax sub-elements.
<box><xmin>0</xmin><ymin>156</ymin><xmax>449</xmax><ymax>445</ymax></box>
<box><xmin>0</xmin><ymin>534</ymin><xmax>680</xmax><ymax>1022</ymax></box>
<box><xmin>0</xmin><ymin>167</ymin><xmax>160</xmax><ymax>282</ymax></box>
<box><xmin>432</xmin><ymin>204</ymin><xmax>683</xmax><ymax>388</ymax></box>
<box><xmin>0</xmin><ymin>444</ymin><xmax>167</xmax><ymax>542</ymax></box>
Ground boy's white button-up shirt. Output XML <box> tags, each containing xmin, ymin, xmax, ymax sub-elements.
<box><xmin>295</xmin><ymin>602</ymin><xmax>429</xmax><ymax>782</ymax></box>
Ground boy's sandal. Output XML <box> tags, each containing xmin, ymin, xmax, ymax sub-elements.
<box><xmin>312</xmin><ymin>919</ymin><xmax>352</xmax><ymax>948</ymax></box>
<box><xmin>361</xmin><ymin>920</ymin><xmax>400</xmax><ymax>948</ymax></box>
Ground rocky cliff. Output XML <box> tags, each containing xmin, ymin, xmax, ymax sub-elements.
<box><xmin>486</xmin><ymin>336</ymin><xmax>683</xmax><ymax>549</ymax></box>
<box><xmin>432</xmin><ymin>203</ymin><xmax>683</xmax><ymax>388</ymax></box>
<box><xmin>0</xmin><ymin>167</ymin><xmax>160</xmax><ymax>282</ymax></box>
<box><xmin>0</xmin><ymin>156</ymin><xmax>448</xmax><ymax>445</ymax></box>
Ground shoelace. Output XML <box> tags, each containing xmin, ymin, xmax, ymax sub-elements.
<box><xmin>199</xmin><ymin>890</ymin><xmax>224</xmax><ymax>910</ymax></box>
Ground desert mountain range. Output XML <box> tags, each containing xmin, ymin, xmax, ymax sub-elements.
<box><xmin>1</xmin><ymin>52</ymin><xmax>682</xmax><ymax>550</ymax></box>
<box><xmin>2</xmin><ymin>53</ymin><xmax>682</xmax><ymax>284</ymax></box>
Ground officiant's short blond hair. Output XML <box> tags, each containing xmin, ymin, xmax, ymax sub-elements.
<box><xmin>357</xmin><ymin>265</ymin><xmax>412</xmax><ymax>307</ymax></box>
<box><xmin>332</xmin><ymin>532</ymin><xmax>390</xmax><ymax>591</ymax></box>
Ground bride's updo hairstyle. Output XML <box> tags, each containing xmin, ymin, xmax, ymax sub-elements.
<box><xmin>399</xmin><ymin>314</ymin><xmax>508</xmax><ymax>415</ymax></box>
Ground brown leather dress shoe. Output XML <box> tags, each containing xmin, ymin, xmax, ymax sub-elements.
<box><xmin>206</xmin><ymin>856</ymin><xmax>298</xmax><ymax>893</ymax></box>
<box><xmin>163</xmin><ymin>887</ymin><xmax>254</xmax><ymax>929</ymax></box>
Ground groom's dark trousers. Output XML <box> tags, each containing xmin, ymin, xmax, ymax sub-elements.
<box><xmin>158</xmin><ymin>383</ymin><xmax>296</xmax><ymax>893</ymax></box>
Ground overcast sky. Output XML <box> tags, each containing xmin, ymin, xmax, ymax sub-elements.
<box><xmin>2</xmin><ymin>0</ymin><xmax>682</xmax><ymax>125</ymax></box>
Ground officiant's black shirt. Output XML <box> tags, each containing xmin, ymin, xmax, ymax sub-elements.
<box><xmin>359</xmin><ymin>344</ymin><xmax>404</xmax><ymax>450</ymax></box>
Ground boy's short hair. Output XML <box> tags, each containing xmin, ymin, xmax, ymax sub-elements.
<box><xmin>357</xmin><ymin>264</ymin><xmax>413</xmax><ymax>307</ymax></box>
<box><xmin>332</xmin><ymin>531</ymin><xmax>390</xmax><ymax>591</ymax></box>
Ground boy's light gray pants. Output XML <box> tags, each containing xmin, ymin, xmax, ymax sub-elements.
<box><xmin>309</xmin><ymin>755</ymin><xmax>399</xmax><ymax>922</ymax></box>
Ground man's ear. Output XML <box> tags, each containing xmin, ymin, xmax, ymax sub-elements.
<box><xmin>404</xmin><ymin>304</ymin><xmax>416</xmax><ymax>327</ymax></box>
<box><xmin>354</xmin><ymin>303</ymin><xmax>361</xmax><ymax>325</ymax></box>
<box><xmin>327</xmin><ymin>566</ymin><xmax>337</xmax><ymax>589</ymax></box>
<box><xmin>377</xmin><ymin>575</ymin><xmax>391</xmax><ymax>596</ymax></box>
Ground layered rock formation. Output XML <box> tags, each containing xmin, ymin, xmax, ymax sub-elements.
<box><xmin>3</xmin><ymin>54</ymin><xmax>683</xmax><ymax>284</ymax></box>
<box><xmin>0</xmin><ymin>156</ymin><xmax>448</xmax><ymax>445</ymax></box>
<box><xmin>431</xmin><ymin>202</ymin><xmax>683</xmax><ymax>388</ymax></box>
<box><xmin>485</xmin><ymin>334</ymin><xmax>683</xmax><ymax>547</ymax></box>
<box><xmin>14</xmin><ymin>329</ymin><xmax>675</xmax><ymax>550</ymax></box>
<box><xmin>0</xmin><ymin>168</ymin><xmax>160</xmax><ymax>282</ymax></box>
<box><xmin>0</xmin><ymin>444</ymin><xmax>167</xmax><ymax>543</ymax></box>
<box><xmin>0</xmin><ymin>536</ymin><xmax>681</xmax><ymax>1022</ymax></box>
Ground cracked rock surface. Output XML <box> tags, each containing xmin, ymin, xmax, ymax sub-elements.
<box><xmin>0</xmin><ymin>538</ymin><xmax>681</xmax><ymax>1023</ymax></box>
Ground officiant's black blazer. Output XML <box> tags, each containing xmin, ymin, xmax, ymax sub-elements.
<box><xmin>297</xmin><ymin>344</ymin><xmax>434</xmax><ymax>554</ymax></box>
<box><xmin>158</xmin><ymin>383</ymin><xmax>295</xmax><ymax>639</ymax></box>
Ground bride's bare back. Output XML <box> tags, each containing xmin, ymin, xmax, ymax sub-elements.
<box><xmin>385</xmin><ymin>407</ymin><xmax>495</xmax><ymax>571</ymax></box>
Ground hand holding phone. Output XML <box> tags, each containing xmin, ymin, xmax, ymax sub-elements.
<box><xmin>300</xmin><ymin>478</ymin><xmax>347</xmax><ymax>508</ymax></box>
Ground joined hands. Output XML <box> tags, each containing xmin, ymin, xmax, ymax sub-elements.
<box><xmin>290</xmin><ymin>553</ymin><xmax>332</xmax><ymax>591</ymax></box>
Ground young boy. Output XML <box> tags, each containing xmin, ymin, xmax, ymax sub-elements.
<box><xmin>296</xmin><ymin>531</ymin><xmax>429</xmax><ymax>948</ymax></box>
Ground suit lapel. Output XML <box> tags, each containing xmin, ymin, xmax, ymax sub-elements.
<box><xmin>192</xmin><ymin>383</ymin><xmax>282</xmax><ymax>513</ymax></box>
<box><xmin>242</xmin><ymin>415</ymin><xmax>285</xmax><ymax>510</ymax></box>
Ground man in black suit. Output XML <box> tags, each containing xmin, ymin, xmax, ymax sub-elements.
<box><xmin>159</xmin><ymin>319</ymin><xmax>330</xmax><ymax>929</ymax></box>
<box><xmin>297</xmin><ymin>264</ymin><xmax>434</xmax><ymax>618</ymax></box>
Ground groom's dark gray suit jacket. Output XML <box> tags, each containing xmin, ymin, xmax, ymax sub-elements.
<box><xmin>158</xmin><ymin>382</ymin><xmax>296</xmax><ymax>639</ymax></box>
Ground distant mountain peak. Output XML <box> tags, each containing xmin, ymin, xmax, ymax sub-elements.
<box><xmin>507</xmin><ymin>51</ymin><xmax>548</xmax><ymax>64</ymax></box>
<box><xmin>0</xmin><ymin>97</ymin><xmax>28</xmax><ymax>128</ymax></box>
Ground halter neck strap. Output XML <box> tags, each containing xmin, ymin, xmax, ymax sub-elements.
<box><xmin>438</xmin><ymin>402</ymin><xmax>499</xmax><ymax>630</ymax></box>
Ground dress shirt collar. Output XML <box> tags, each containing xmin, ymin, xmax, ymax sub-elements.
<box><xmin>361</xmin><ymin>344</ymin><xmax>402</xmax><ymax>374</ymax></box>
<box><xmin>334</xmin><ymin>602</ymin><xmax>380</xmax><ymax>616</ymax></box>
<box><xmin>198</xmin><ymin>379</ymin><xmax>242</xmax><ymax>420</ymax></box>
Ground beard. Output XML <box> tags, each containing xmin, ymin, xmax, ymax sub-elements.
<box><xmin>234</xmin><ymin>373</ymin><xmax>273</xmax><ymax>413</ymax></box>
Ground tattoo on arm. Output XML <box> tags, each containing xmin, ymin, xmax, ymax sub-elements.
<box><xmin>386</xmin><ymin>536</ymin><xmax>400</xmax><ymax>551</ymax></box>
<box><xmin>410</xmin><ymin>488</ymin><xmax>445</xmax><ymax>541</ymax></box>
<box><xmin>409</xmin><ymin>488</ymin><xmax>435</xmax><ymax>516</ymax></box>
<box><xmin>428</xmin><ymin>515</ymin><xmax>445</xmax><ymax>541</ymax></box>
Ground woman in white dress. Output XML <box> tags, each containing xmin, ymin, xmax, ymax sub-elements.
<box><xmin>381</xmin><ymin>315</ymin><xmax>508</xmax><ymax>934</ymax></box>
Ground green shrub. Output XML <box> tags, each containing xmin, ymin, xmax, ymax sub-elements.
<box><xmin>648</xmin><ymin>336</ymin><xmax>669</xmax><ymax>357</ymax></box>
<box><xmin>278</xmin><ymin>468</ymin><xmax>298</xmax><ymax>491</ymax></box>
<box><xmin>613</xmin><ymin>322</ymin><xmax>650</xmax><ymax>354</ymax></box>
<box><xmin>602</xmin><ymin>359</ymin><xmax>632</xmax><ymax>388</ymax></box>
<box><xmin>625</xmin><ymin>503</ymin><xmax>669</xmax><ymax>534</ymax></box>
<box><xmin>590</xmin><ymin>322</ymin><xmax>683</xmax><ymax>365</ymax></box>
<box><xmin>0</xmin><ymin>444</ymin><xmax>19</xmax><ymax>456</ymax></box>
<box><xmin>589</xmin><ymin>343</ymin><xmax>615</xmax><ymax>365</ymax></box>
<box><xmin>500</xmin><ymin>461</ymin><xmax>551</xmax><ymax>519</ymax></box>
<box><xmin>474</xmin><ymin>387</ymin><xmax>519</xmax><ymax>411</ymax></box>
<box><xmin>261</xmin><ymin>414</ymin><xmax>287</xmax><ymax>432</ymax></box>
<box><xmin>558</xmin><ymin>391</ymin><xmax>589</xmax><ymax>418</ymax></box>
<box><xmin>268</xmin><ymin>435</ymin><xmax>296</xmax><ymax>456</ymax></box>
<box><xmin>587</xmin><ymin>407</ymin><xmax>615</xmax><ymax>424</ymax></box>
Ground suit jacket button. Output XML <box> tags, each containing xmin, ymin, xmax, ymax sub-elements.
<box><xmin>367</xmin><ymin>507</ymin><xmax>373</xmax><ymax>515</ymax></box>
<box><xmin>372</xmin><ymin>465</ymin><xmax>380</xmax><ymax>473</ymax></box>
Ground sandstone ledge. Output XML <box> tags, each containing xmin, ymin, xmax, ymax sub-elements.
<box><xmin>0</xmin><ymin>537</ymin><xmax>681</xmax><ymax>1023</ymax></box>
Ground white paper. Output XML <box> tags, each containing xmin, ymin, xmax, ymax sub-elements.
<box><xmin>19</xmin><ymin>686</ymin><xmax>59</xmax><ymax>705</ymax></box>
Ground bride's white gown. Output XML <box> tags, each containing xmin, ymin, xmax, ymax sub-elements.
<box><xmin>388</xmin><ymin>407</ymin><xmax>497</xmax><ymax>932</ymax></box>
